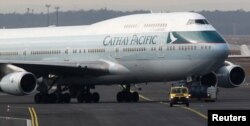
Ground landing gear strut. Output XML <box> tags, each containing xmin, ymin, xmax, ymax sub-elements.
<box><xmin>34</xmin><ymin>92</ymin><xmax>71</xmax><ymax>104</ymax></box>
<box><xmin>34</xmin><ymin>78</ymin><xmax>71</xmax><ymax>104</ymax></box>
<box><xmin>116</xmin><ymin>84</ymin><xmax>139</xmax><ymax>102</ymax></box>
<box><xmin>34</xmin><ymin>84</ymin><xmax>71</xmax><ymax>104</ymax></box>
<box><xmin>76</xmin><ymin>86</ymin><xmax>100</xmax><ymax>103</ymax></box>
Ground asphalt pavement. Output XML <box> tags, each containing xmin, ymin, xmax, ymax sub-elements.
<box><xmin>0</xmin><ymin>82</ymin><xmax>249</xmax><ymax>126</ymax></box>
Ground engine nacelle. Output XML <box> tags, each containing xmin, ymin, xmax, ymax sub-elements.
<box><xmin>0</xmin><ymin>72</ymin><xmax>37</xmax><ymax>95</ymax></box>
<box><xmin>216</xmin><ymin>62</ymin><xmax>245</xmax><ymax>88</ymax></box>
<box><xmin>200</xmin><ymin>72</ymin><xmax>217</xmax><ymax>87</ymax></box>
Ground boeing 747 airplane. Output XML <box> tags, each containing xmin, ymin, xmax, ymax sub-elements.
<box><xmin>0</xmin><ymin>12</ymin><xmax>245</xmax><ymax>103</ymax></box>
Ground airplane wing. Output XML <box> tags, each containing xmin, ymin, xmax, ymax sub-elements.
<box><xmin>227</xmin><ymin>55</ymin><xmax>250</xmax><ymax>74</ymax></box>
<box><xmin>0</xmin><ymin>60</ymin><xmax>129</xmax><ymax>77</ymax></box>
<box><xmin>228</xmin><ymin>55</ymin><xmax>250</xmax><ymax>59</ymax></box>
<box><xmin>227</xmin><ymin>44</ymin><xmax>250</xmax><ymax>64</ymax></box>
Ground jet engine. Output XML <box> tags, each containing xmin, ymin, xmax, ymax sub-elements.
<box><xmin>216</xmin><ymin>61</ymin><xmax>245</xmax><ymax>88</ymax></box>
<box><xmin>0</xmin><ymin>72</ymin><xmax>37</xmax><ymax>95</ymax></box>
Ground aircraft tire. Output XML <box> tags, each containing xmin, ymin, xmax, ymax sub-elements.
<box><xmin>131</xmin><ymin>92</ymin><xmax>139</xmax><ymax>102</ymax></box>
<box><xmin>77</xmin><ymin>94</ymin><xmax>84</xmax><ymax>103</ymax></box>
<box><xmin>85</xmin><ymin>92</ymin><xmax>92</xmax><ymax>103</ymax></box>
<box><xmin>49</xmin><ymin>93</ymin><xmax>57</xmax><ymax>103</ymax></box>
<box><xmin>116</xmin><ymin>91</ymin><xmax>124</xmax><ymax>102</ymax></box>
<box><xmin>57</xmin><ymin>93</ymin><xmax>64</xmax><ymax>103</ymax></box>
<box><xmin>92</xmin><ymin>92</ymin><xmax>100</xmax><ymax>103</ymax></box>
<box><xmin>63</xmin><ymin>93</ymin><xmax>71</xmax><ymax>103</ymax></box>
<box><xmin>124</xmin><ymin>91</ymin><xmax>132</xmax><ymax>102</ymax></box>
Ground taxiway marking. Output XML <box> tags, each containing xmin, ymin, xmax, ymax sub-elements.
<box><xmin>139</xmin><ymin>94</ymin><xmax>208</xmax><ymax>120</ymax></box>
<box><xmin>28</xmin><ymin>107</ymin><xmax>39</xmax><ymax>126</ymax></box>
<box><xmin>0</xmin><ymin>116</ymin><xmax>32</xmax><ymax>126</ymax></box>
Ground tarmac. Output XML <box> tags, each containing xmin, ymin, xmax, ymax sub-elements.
<box><xmin>0</xmin><ymin>81</ymin><xmax>249</xmax><ymax>126</ymax></box>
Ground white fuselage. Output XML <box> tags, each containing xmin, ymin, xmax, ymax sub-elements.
<box><xmin>0</xmin><ymin>12</ymin><xmax>229</xmax><ymax>85</ymax></box>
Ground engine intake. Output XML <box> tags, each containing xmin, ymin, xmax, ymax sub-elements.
<box><xmin>216</xmin><ymin>62</ymin><xmax>245</xmax><ymax>88</ymax></box>
<box><xmin>229</xmin><ymin>67</ymin><xmax>245</xmax><ymax>85</ymax></box>
<box><xmin>0</xmin><ymin>72</ymin><xmax>37</xmax><ymax>95</ymax></box>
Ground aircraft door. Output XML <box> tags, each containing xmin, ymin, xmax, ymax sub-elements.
<box><xmin>64</xmin><ymin>47</ymin><xmax>70</xmax><ymax>61</ymax></box>
<box><xmin>114</xmin><ymin>47</ymin><xmax>121</xmax><ymax>59</ymax></box>
<box><xmin>21</xmin><ymin>42</ymin><xmax>28</xmax><ymax>60</ymax></box>
<box><xmin>158</xmin><ymin>44</ymin><xmax>164</xmax><ymax>58</ymax></box>
<box><xmin>158</xmin><ymin>31</ymin><xmax>167</xmax><ymax>58</ymax></box>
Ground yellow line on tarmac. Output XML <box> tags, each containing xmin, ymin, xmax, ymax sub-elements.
<box><xmin>139</xmin><ymin>94</ymin><xmax>208</xmax><ymax>120</ymax></box>
<box><xmin>28</xmin><ymin>107</ymin><xmax>39</xmax><ymax>126</ymax></box>
<box><xmin>130</xmin><ymin>90</ymin><xmax>153</xmax><ymax>102</ymax></box>
<box><xmin>139</xmin><ymin>94</ymin><xmax>154</xmax><ymax>101</ymax></box>
<box><xmin>28</xmin><ymin>107</ymin><xmax>35</xmax><ymax>126</ymax></box>
<box><xmin>180</xmin><ymin>106</ymin><xmax>208</xmax><ymax>119</ymax></box>
<box><xmin>31</xmin><ymin>107</ymin><xmax>39</xmax><ymax>126</ymax></box>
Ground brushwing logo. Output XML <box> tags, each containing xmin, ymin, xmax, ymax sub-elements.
<box><xmin>166</xmin><ymin>32</ymin><xmax>177</xmax><ymax>44</ymax></box>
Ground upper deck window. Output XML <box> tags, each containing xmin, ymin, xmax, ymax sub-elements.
<box><xmin>144</xmin><ymin>23</ymin><xmax>167</xmax><ymax>28</ymax></box>
<box><xmin>187</xmin><ymin>19</ymin><xmax>209</xmax><ymax>25</ymax></box>
<box><xmin>124</xmin><ymin>24</ymin><xmax>137</xmax><ymax>28</ymax></box>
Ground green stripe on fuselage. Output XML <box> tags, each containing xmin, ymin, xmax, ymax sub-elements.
<box><xmin>166</xmin><ymin>31</ymin><xmax>226</xmax><ymax>44</ymax></box>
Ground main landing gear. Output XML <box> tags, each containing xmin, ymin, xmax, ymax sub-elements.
<box><xmin>34</xmin><ymin>76</ymin><xmax>101</xmax><ymax>104</ymax></box>
<box><xmin>34</xmin><ymin>78</ymin><xmax>100</xmax><ymax>104</ymax></box>
<box><xmin>76</xmin><ymin>86</ymin><xmax>100</xmax><ymax>103</ymax></box>
<box><xmin>34</xmin><ymin>78</ymin><xmax>139</xmax><ymax>104</ymax></box>
<box><xmin>34</xmin><ymin>92</ymin><xmax>71</xmax><ymax>104</ymax></box>
<box><xmin>34</xmin><ymin>84</ymin><xmax>71</xmax><ymax>104</ymax></box>
<box><xmin>116</xmin><ymin>84</ymin><xmax>139</xmax><ymax>102</ymax></box>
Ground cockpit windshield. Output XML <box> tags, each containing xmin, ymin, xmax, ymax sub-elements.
<box><xmin>167</xmin><ymin>31</ymin><xmax>226</xmax><ymax>44</ymax></box>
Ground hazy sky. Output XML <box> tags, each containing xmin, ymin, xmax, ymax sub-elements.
<box><xmin>0</xmin><ymin>0</ymin><xmax>250</xmax><ymax>13</ymax></box>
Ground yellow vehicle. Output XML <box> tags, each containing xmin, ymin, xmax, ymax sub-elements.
<box><xmin>169</xmin><ymin>86</ymin><xmax>190</xmax><ymax>107</ymax></box>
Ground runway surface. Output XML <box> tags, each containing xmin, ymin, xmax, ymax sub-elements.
<box><xmin>0</xmin><ymin>82</ymin><xmax>250</xmax><ymax>126</ymax></box>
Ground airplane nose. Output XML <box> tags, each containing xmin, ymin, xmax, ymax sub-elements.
<box><xmin>208</xmin><ymin>43</ymin><xmax>229</xmax><ymax>72</ymax></box>
<box><xmin>224</xmin><ymin>43</ymin><xmax>230</xmax><ymax>57</ymax></box>
<box><xmin>219</xmin><ymin>43</ymin><xmax>230</xmax><ymax>59</ymax></box>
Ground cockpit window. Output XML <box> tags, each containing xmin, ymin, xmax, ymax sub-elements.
<box><xmin>187</xmin><ymin>19</ymin><xmax>209</xmax><ymax>25</ymax></box>
<box><xmin>166</xmin><ymin>31</ymin><xmax>226</xmax><ymax>44</ymax></box>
